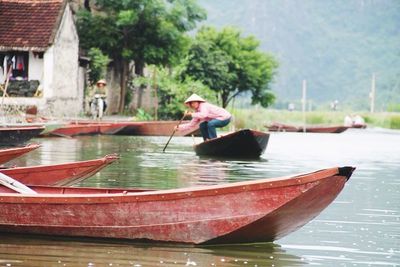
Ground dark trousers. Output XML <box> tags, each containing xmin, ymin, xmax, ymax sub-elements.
<box><xmin>199</xmin><ymin>118</ymin><xmax>231</xmax><ymax>140</ymax></box>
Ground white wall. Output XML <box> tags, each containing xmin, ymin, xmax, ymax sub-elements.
<box><xmin>47</xmin><ymin>3</ymin><xmax>81</xmax><ymax>117</ymax></box>
<box><xmin>43</xmin><ymin>46</ymin><xmax>54</xmax><ymax>98</ymax></box>
<box><xmin>28</xmin><ymin>51</ymin><xmax>43</xmax><ymax>82</ymax></box>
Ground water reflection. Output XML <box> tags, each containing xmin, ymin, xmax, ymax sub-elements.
<box><xmin>0</xmin><ymin>234</ymin><xmax>304</xmax><ymax>267</ymax></box>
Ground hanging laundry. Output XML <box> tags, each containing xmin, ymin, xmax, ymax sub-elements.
<box><xmin>16</xmin><ymin>55</ymin><xmax>24</xmax><ymax>71</ymax></box>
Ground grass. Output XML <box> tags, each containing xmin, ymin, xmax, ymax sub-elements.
<box><xmin>229</xmin><ymin>108</ymin><xmax>400</xmax><ymax>130</ymax></box>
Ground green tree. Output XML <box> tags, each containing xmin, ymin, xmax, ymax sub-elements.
<box><xmin>77</xmin><ymin>0</ymin><xmax>206</xmax><ymax>112</ymax></box>
<box><xmin>133</xmin><ymin>66</ymin><xmax>215</xmax><ymax>119</ymax></box>
<box><xmin>182</xmin><ymin>26</ymin><xmax>278</xmax><ymax>108</ymax></box>
<box><xmin>87</xmin><ymin>48</ymin><xmax>110</xmax><ymax>85</ymax></box>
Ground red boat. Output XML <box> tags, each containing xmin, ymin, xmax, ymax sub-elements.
<box><xmin>266</xmin><ymin>123</ymin><xmax>349</xmax><ymax>133</ymax></box>
<box><xmin>0</xmin><ymin>126</ymin><xmax>45</xmax><ymax>146</ymax></box>
<box><xmin>46</xmin><ymin>124</ymin><xmax>125</xmax><ymax>137</ymax></box>
<box><xmin>0</xmin><ymin>144</ymin><xmax>41</xmax><ymax>165</ymax></box>
<box><xmin>302</xmin><ymin>125</ymin><xmax>350</xmax><ymax>133</ymax></box>
<box><xmin>0</xmin><ymin>154</ymin><xmax>119</xmax><ymax>186</ymax></box>
<box><xmin>70</xmin><ymin>119</ymin><xmax>199</xmax><ymax>136</ymax></box>
<box><xmin>0</xmin><ymin>166</ymin><xmax>354</xmax><ymax>244</ymax></box>
<box><xmin>115</xmin><ymin>120</ymin><xmax>200</xmax><ymax>136</ymax></box>
<box><xmin>194</xmin><ymin>129</ymin><xmax>270</xmax><ymax>159</ymax></box>
<box><xmin>266</xmin><ymin>122</ymin><xmax>300</xmax><ymax>132</ymax></box>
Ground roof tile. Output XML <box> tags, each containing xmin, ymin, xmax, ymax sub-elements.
<box><xmin>0</xmin><ymin>0</ymin><xmax>65</xmax><ymax>51</ymax></box>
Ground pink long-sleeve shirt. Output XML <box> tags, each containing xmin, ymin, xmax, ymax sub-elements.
<box><xmin>178</xmin><ymin>102</ymin><xmax>231</xmax><ymax>132</ymax></box>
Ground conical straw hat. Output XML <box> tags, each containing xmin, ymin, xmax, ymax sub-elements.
<box><xmin>184</xmin><ymin>94</ymin><xmax>205</xmax><ymax>104</ymax></box>
<box><xmin>96</xmin><ymin>79</ymin><xmax>107</xmax><ymax>85</ymax></box>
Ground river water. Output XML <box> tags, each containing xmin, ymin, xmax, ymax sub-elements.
<box><xmin>0</xmin><ymin>128</ymin><xmax>399</xmax><ymax>266</ymax></box>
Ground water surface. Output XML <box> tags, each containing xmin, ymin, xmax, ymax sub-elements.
<box><xmin>1</xmin><ymin>128</ymin><xmax>399</xmax><ymax>266</ymax></box>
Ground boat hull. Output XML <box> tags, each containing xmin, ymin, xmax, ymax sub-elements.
<box><xmin>0</xmin><ymin>167</ymin><xmax>354</xmax><ymax>244</ymax></box>
<box><xmin>0</xmin><ymin>154</ymin><xmax>119</xmax><ymax>186</ymax></box>
<box><xmin>46</xmin><ymin>124</ymin><xmax>125</xmax><ymax>137</ymax></box>
<box><xmin>266</xmin><ymin>123</ymin><xmax>349</xmax><ymax>133</ymax></box>
<box><xmin>114</xmin><ymin>121</ymin><xmax>199</xmax><ymax>136</ymax></box>
<box><xmin>304</xmin><ymin>126</ymin><xmax>349</xmax><ymax>133</ymax></box>
<box><xmin>67</xmin><ymin>120</ymin><xmax>200</xmax><ymax>136</ymax></box>
<box><xmin>0</xmin><ymin>144</ymin><xmax>41</xmax><ymax>165</ymax></box>
<box><xmin>0</xmin><ymin>126</ymin><xmax>45</xmax><ymax>147</ymax></box>
<box><xmin>194</xmin><ymin>129</ymin><xmax>270</xmax><ymax>159</ymax></box>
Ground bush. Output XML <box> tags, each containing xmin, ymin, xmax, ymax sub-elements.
<box><xmin>389</xmin><ymin>115</ymin><xmax>400</xmax><ymax>129</ymax></box>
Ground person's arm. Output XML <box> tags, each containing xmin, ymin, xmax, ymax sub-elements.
<box><xmin>178</xmin><ymin>117</ymin><xmax>200</xmax><ymax>132</ymax></box>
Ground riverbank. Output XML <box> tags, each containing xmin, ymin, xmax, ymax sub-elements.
<box><xmin>231</xmin><ymin>108</ymin><xmax>400</xmax><ymax>130</ymax></box>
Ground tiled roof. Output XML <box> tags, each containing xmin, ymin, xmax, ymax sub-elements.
<box><xmin>0</xmin><ymin>0</ymin><xmax>66</xmax><ymax>51</ymax></box>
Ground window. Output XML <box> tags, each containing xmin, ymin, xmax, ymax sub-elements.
<box><xmin>1</xmin><ymin>51</ymin><xmax>29</xmax><ymax>81</ymax></box>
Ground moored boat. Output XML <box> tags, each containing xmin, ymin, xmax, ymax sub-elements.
<box><xmin>266</xmin><ymin>122</ymin><xmax>299</xmax><ymax>132</ymax></box>
<box><xmin>116</xmin><ymin>120</ymin><xmax>200</xmax><ymax>136</ymax></box>
<box><xmin>0</xmin><ymin>126</ymin><xmax>45</xmax><ymax>146</ymax></box>
<box><xmin>266</xmin><ymin>123</ymin><xmax>350</xmax><ymax>133</ymax></box>
<box><xmin>194</xmin><ymin>129</ymin><xmax>270</xmax><ymax>159</ymax></box>
<box><xmin>0</xmin><ymin>143</ymin><xmax>41</xmax><ymax>165</ymax></box>
<box><xmin>45</xmin><ymin>124</ymin><xmax>125</xmax><ymax>137</ymax></box>
<box><xmin>70</xmin><ymin>119</ymin><xmax>199</xmax><ymax>136</ymax></box>
<box><xmin>303</xmin><ymin>125</ymin><xmax>350</xmax><ymax>133</ymax></box>
<box><xmin>0</xmin><ymin>154</ymin><xmax>119</xmax><ymax>186</ymax></box>
<box><xmin>0</xmin><ymin>166</ymin><xmax>355</xmax><ymax>244</ymax></box>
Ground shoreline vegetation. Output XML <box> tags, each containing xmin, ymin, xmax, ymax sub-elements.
<box><xmin>230</xmin><ymin>109</ymin><xmax>400</xmax><ymax>130</ymax></box>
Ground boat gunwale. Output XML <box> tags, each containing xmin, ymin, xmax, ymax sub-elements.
<box><xmin>0</xmin><ymin>126</ymin><xmax>46</xmax><ymax>131</ymax></box>
<box><xmin>0</xmin><ymin>167</ymin><xmax>352</xmax><ymax>203</ymax></box>
<box><xmin>0</xmin><ymin>154</ymin><xmax>119</xmax><ymax>174</ymax></box>
<box><xmin>0</xmin><ymin>143</ymin><xmax>41</xmax><ymax>156</ymax></box>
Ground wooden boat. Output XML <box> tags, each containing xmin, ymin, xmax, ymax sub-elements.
<box><xmin>0</xmin><ymin>154</ymin><xmax>119</xmax><ymax>186</ymax></box>
<box><xmin>116</xmin><ymin>120</ymin><xmax>200</xmax><ymax>136</ymax></box>
<box><xmin>266</xmin><ymin>123</ymin><xmax>349</xmax><ymax>133</ymax></box>
<box><xmin>0</xmin><ymin>126</ymin><xmax>45</xmax><ymax>146</ymax></box>
<box><xmin>0</xmin><ymin>166</ymin><xmax>355</xmax><ymax>244</ymax></box>
<box><xmin>266</xmin><ymin>122</ymin><xmax>299</xmax><ymax>132</ymax></box>
<box><xmin>351</xmin><ymin>123</ymin><xmax>367</xmax><ymax>129</ymax></box>
<box><xmin>194</xmin><ymin>129</ymin><xmax>270</xmax><ymax>159</ymax></box>
<box><xmin>45</xmin><ymin>124</ymin><xmax>125</xmax><ymax>137</ymax></box>
<box><xmin>0</xmin><ymin>143</ymin><xmax>41</xmax><ymax>165</ymax></box>
<box><xmin>70</xmin><ymin>119</ymin><xmax>199</xmax><ymax>136</ymax></box>
<box><xmin>303</xmin><ymin>125</ymin><xmax>349</xmax><ymax>133</ymax></box>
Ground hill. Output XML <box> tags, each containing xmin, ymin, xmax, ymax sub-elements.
<box><xmin>197</xmin><ymin>0</ymin><xmax>400</xmax><ymax>111</ymax></box>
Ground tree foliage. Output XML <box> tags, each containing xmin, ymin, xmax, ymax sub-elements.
<box><xmin>87</xmin><ymin>48</ymin><xmax>110</xmax><ymax>86</ymax></box>
<box><xmin>182</xmin><ymin>26</ymin><xmax>278</xmax><ymax>108</ymax></box>
<box><xmin>76</xmin><ymin>0</ymin><xmax>206</xmax><ymax>111</ymax></box>
<box><xmin>132</xmin><ymin>66</ymin><xmax>216</xmax><ymax>119</ymax></box>
<box><xmin>77</xmin><ymin>0</ymin><xmax>206</xmax><ymax>74</ymax></box>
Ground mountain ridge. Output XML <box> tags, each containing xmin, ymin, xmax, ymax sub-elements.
<box><xmin>198</xmin><ymin>0</ymin><xmax>400</xmax><ymax>111</ymax></box>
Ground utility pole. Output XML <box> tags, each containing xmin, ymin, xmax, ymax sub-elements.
<box><xmin>369</xmin><ymin>73</ymin><xmax>375</xmax><ymax>113</ymax></box>
<box><xmin>301</xmin><ymin>79</ymin><xmax>307</xmax><ymax>132</ymax></box>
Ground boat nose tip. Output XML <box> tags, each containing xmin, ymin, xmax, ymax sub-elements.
<box><xmin>338</xmin><ymin>166</ymin><xmax>356</xmax><ymax>181</ymax></box>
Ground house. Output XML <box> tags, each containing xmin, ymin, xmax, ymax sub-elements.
<box><xmin>0</xmin><ymin>0</ymin><xmax>84</xmax><ymax>118</ymax></box>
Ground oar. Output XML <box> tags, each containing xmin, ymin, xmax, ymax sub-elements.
<box><xmin>162</xmin><ymin>113</ymin><xmax>186</xmax><ymax>152</ymax></box>
<box><xmin>0</xmin><ymin>172</ymin><xmax>37</xmax><ymax>194</ymax></box>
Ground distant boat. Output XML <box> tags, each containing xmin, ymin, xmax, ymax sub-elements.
<box><xmin>45</xmin><ymin>123</ymin><xmax>125</xmax><ymax>137</ymax></box>
<box><xmin>351</xmin><ymin>123</ymin><xmax>367</xmax><ymax>129</ymax></box>
<box><xmin>266</xmin><ymin>123</ymin><xmax>349</xmax><ymax>133</ymax></box>
<box><xmin>0</xmin><ymin>126</ymin><xmax>45</xmax><ymax>147</ymax></box>
<box><xmin>69</xmin><ymin>119</ymin><xmax>200</xmax><ymax>136</ymax></box>
<box><xmin>266</xmin><ymin>123</ymin><xmax>299</xmax><ymax>132</ymax></box>
<box><xmin>302</xmin><ymin>125</ymin><xmax>350</xmax><ymax>133</ymax></box>
<box><xmin>0</xmin><ymin>154</ymin><xmax>119</xmax><ymax>186</ymax></box>
<box><xmin>0</xmin><ymin>143</ymin><xmax>41</xmax><ymax>165</ymax></box>
<box><xmin>0</xmin><ymin>166</ymin><xmax>355</xmax><ymax>244</ymax></box>
<box><xmin>194</xmin><ymin>129</ymin><xmax>270</xmax><ymax>159</ymax></box>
